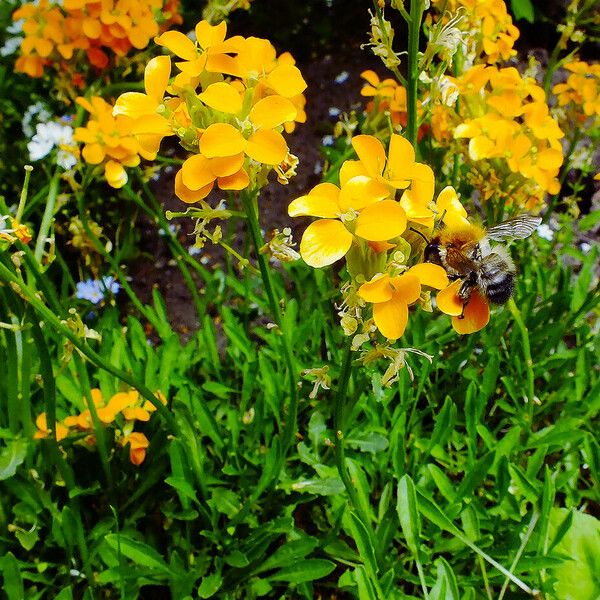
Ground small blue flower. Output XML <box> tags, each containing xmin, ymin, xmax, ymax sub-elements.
<box><xmin>334</xmin><ymin>71</ymin><xmax>349</xmax><ymax>84</ymax></box>
<box><xmin>75</xmin><ymin>276</ymin><xmax>120</xmax><ymax>304</ymax></box>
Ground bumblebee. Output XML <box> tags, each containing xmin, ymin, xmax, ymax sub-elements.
<box><xmin>424</xmin><ymin>215</ymin><xmax>542</xmax><ymax>305</ymax></box>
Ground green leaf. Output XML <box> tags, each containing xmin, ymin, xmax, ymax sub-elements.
<box><xmin>346</xmin><ymin>432</ymin><xmax>389</xmax><ymax>453</ymax></box>
<box><xmin>430</xmin><ymin>558</ymin><xmax>459</xmax><ymax>600</ymax></box>
<box><xmin>104</xmin><ymin>534</ymin><xmax>170</xmax><ymax>572</ymax></box>
<box><xmin>0</xmin><ymin>439</ymin><xmax>27</xmax><ymax>480</ymax></box>
<box><xmin>291</xmin><ymin>477</ymin><xmax>345</xmax><ymax>495</ymax></box>
<box><xmin>396</xmin><ymin>475</ymin><xmax>421</xmax><ymax>558</ymax></box>
<box><xmin>510</xmin><ymin>0</ymin><xmax>534</xmax><ymax>22</ymax></box>
<box><xmin>198</xmin><ymin>573</ymin><xmax>223</xmax><ymax>598</ymax></box>
<box><xmin>15</xmin><ymin>529</ymin><xmax>38</xmax><ymax>551</ymax></box>
<box><xmin>269</xmin><ymin>559</ymin><xmax>335</xmax><ymax>584</ymax></box>
<box><xmin>0</xmin><ymin>552</ymin><xmax>24</xmax><ymax>600</ymax></box>
<box><xmin>354</xmin><ymin>565</ymin><xmax>378</xmax><ymax>600</ymax></box>
<box><xmin>548</xmin><ymin>508</ymin><xmax>600</xmax><ymax>600</ymax></box>
<box><xmin>347</xmin><ymin>512</ymin><xmax>379</xmax><ymax>578</ymax></box>
<box><xmin>256</xmin><ymin>537</ymin><xmax>319</xmax><ymax>573</ymax></box>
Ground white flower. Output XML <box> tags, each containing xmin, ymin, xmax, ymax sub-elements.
<box><xmin>536</xmin><ymin>223</ymin><xmax>554</xmax><ymax>241</ymax></box>
<box><xmin>321</xmin><ymin>134</ymin><xmax>334</xmax><ymax>146</ymax></box>
<box><xmin>22</xmin><ymin>102</ymin><xmax>52</xmax><ymax>137</ymax></box>
<box><xmin>28</xmin><ymin>121</ymin><xmax>76</xmax><ymax>168</ymax></box>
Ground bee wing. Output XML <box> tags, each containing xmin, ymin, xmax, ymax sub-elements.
<box><xmin>486</xmin><ymin>215</ymin><xmax>542</xmax><ymax>241</ymax></box>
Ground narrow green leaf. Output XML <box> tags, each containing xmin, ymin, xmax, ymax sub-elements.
<box><xmin>104</xmin><ymin>534</ymin><xmax>170</xmax><ymax>572</ymax></box>
<box><xmin>397</xmin><ymin>475</ymin><xmax>421</xmax><ymax>558</ymax></box>
<box><xmin>268</xmin><ymin>559</ymin><xmax>336</xmax><ymax>584</ymax></box>
<box><xmin>348</xmin><ymin>511</ymin><xmax>379</xmax><ymax>578</ymax></box>
<box><xmin>0</xmin><ymin>552</ymin><xmax>24</xmax><ymax>600</ymax></box>
<box><xmin>198</xmin><ymin>573</ymin><xmax>223</xmax><ymax>598</ymax></box>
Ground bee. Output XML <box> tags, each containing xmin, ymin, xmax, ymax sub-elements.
<box><xmin>424</xmin><ymin>215</ymin><xmax>542</xmax><ymax>307</ymax></box>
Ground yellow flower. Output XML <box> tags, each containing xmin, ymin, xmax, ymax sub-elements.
<box><xmin>33</xmin><ymin>412</ymin><xmax>69</xmax><ymax>442</ymax></box>
<box><xmin>436</xmin><ymin>280</ymin><xmax>490</xmax><ymax>334</ymax></box>
<box><xmin>120</xmin><ymin>432</ymin><xmax>150</xmax><ymax>465</ymax></box>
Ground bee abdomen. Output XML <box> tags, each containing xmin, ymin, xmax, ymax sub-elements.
<box><xmin>483</xmin><ymin>271</ymin><xmax>515</xmax><ymax>304</ymax></box>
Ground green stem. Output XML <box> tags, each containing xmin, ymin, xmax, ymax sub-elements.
<box><xmin>34</xmin><ymin>168</ymin><xmax>60</xmax><ymax>265</ymax></box>
<box><xmin>507</xmin><ymin>298</ymin><xmax>535</xmax><ymax>428</ymax></box>
<box><xmin>407</xmin><ymin>0</ymin><xmax>424</xmax><ymax>148</ymax></box>
<box><xmin>240</xmin><ymin>189</ymin><xmax>299</xmax><ymax>458</ymax></box>
<box><xmin>16</xmin><ymin>166</ymin><xmax>33</xmax><ymax>223</ymax></box>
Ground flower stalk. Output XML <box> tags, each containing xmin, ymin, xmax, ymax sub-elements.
<box><xmin>407</xmin><ymin>0</ymin><xmax>425</xmax><ymax>148</ymax></box>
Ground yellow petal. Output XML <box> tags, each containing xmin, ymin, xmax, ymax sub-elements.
<box><xmin>195</xmin><ymin>20</ymin><xmax>227</xmax><ymax>49</ymax></box>
<box><xmin>354</xmin><ymin>199</ymin><xmax>407</xmax><ymax>241</ymax></box>
<box><xmin>198</xmin><ymin>82</ymin><xmax>242</xmax><ymax>114</ymax></box>
<box><xmin>537</xmin><ymin>148</ymin><xmax>563</xmax><ymax>170</ymax></box>
<box><xmin>175</xmin><ymin>170</ymin><xmax>213</xmax><ymax>203</ymax></box>
<box><xmin>181</xmin><ymin>154</ymin><xmax>216</xmax><ymax>190</ymax></box>
<box><xmin>452</xmin><ymin>290</ymin><xmax>490</xmax><ymax>334</ymax></box>
<box><xmin>373</xmin><ymin>294</ymin><xmax>409</xmax><ymax>340</ymax></box>
<box><xmin>288</xmin><ymin>183</ymin><xmax>341</xmax><ymax>218</ymax></box>
<box><xmin>113</xmin><ymin>92</ymin><xmax>157</xmax><ymax>118</ymax></box>
<box><xmin>436</xmin><ymin>186</ymin><xmax>470</xmax><ymax>228</ymax></box>
<box><xmin>122</xmin><ymin>407</ymin><xmax>151</xmax><ymax>421</ymax></box>
<box><xmin>266</xmin><ymin>64</ymin><xmax>307</xmax><ymax>97</ymax></box>
<box><xmin>436</xmin><ymin>280</ymin><xmax>464</xmax><ymax>316</ymax></box>
<box><xmin>389</xmin><ymin>273</ymin><xmax>421</xmax><ymax>304</ymax></box>
<box><xmin>339</xmin><ymin>160</ymin><xmax>369</xmax><ymax>186</ymax></box>
<box><xmin>358</xmin><ymin>274</ymin><xmax>393</xmax><ymax>303</ymax></box>
<box><xmin>300</xmin><ymin>219</ymin><xmax>353</xmax><ymax>268</ymax></box>
<box><xmin>209</xmin><ymin>153</ymin><xmax>244</xmax><ymax>177</ymax></box>
<box><xmin>384</xmin><ymin>134</ymin><xmax>415</xmax><ymax>186</ymax></box>
<box><xmin>400</xmin><ymin>189</ymin><xmax>433</xmax><ymax>220</ymax></box>
<box><xmin>338</xmin><ymin>175</ymin><xmax>390</xmax><ymax>211</ymax></box>
<box><xmin>246</xmin><ymin>129</ymin><xmax>287</xmax><ymax>165</ymax></box>
<box><xmin>249</xmin><ymin>95</ymin><xmax>297</xmax><ymax>128</ymax></box>
<box><xmin>82</xmin><ymin>143</ymin><xmax>104</xmax><ymax>164</ymax></box>
<box><xmin>352</xmin><ymin>135</ymin><xmax>386</xmax><ymax>177</ymax></box>
<box><xmin>145</xmin><ymin>55</ymin><xmax>170</xmax><ymax>101</ymax></box>
<box><xmin>131</xmin><ymin>114</ymin><xmax>172</xmax><ymax>136</ymax></box>
<box><xmin>105</xmin><ymin>161</ymin><xmax>128</xmax><ymax>188</ymax></box>
<box><xmin>408</xmin><ymin>263</ymin><xmax>449</xmax><ymax>289</ymax></box>
<box><xmin>410</xmin><ymin>163</ymin><xmax>435</xmax><ymax>205</ymax></box>
<box><xmin>218</xmin><ymin>167</ymin><xmax>250</xmax><ymax>190</ymax></box>
<box><xmin>155</xmin><ymin>31</ymin><xmax>197</xmax><ymax>61</ymax></box>
<box><xmin>199</xmin><ymin>123</ymin><xmax>247</xmax><ymax>158</ymax></box>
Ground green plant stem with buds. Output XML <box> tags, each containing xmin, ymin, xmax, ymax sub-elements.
<box><xmin>407</xmin><ymin>0</ymin><xmax>425</xmax><ymax>148</ymax></box>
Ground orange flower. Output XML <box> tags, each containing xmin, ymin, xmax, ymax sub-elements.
<box><xmin>436</xmin><ymin>280</ymin><xmax>490</xmax><ymax>334</ymax></box>
<box><xmin>33</xmin><ymin>412</ymin><xmax>69</xmax><ymax>441</ymax></box>
<box><xmin>120</xmin><ymin>432</ymin><xmax>150</xmax><ymax>465</ymax></box>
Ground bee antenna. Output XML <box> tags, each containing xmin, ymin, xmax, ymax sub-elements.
<box><xmin>409</xmin><ymin>227</ymin><xmax>430</xmax><ymax>244</ymax></box>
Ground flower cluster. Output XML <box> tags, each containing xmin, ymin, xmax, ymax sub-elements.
<box><xmin>449</xmin><ymin>65</ymin><xmax>564</xmax><ymax>207</ymax></box>
<box><xmin>0</xmin><ymin>216</ymin><xmax>32</xmax><ymax>246</ymax></box>
<box><xmin>75</xmin><ymin>276</ymin><xmax>120</xmax><ymax>304</ymax></box>
<box><xmin>431</xmin><ymin>0</ymin><xmax>519</xmax><ymax>65</ymax></box>
<box><xmin>112</xmin><ymin>19</ymin><xmax>307</xmax><ymax>202</ymax></box>
<box><xmin>12</xmin><ymin>0</ymin><xmax>181</xmax><ymax>81</ymax></box>
<box><xmin>289</xmin><ymin>134</ymin><xmax>491</xmax><ymax>341</ymax></box>
<box><xmin>28</xmin><ymin>118</ymin><xmax>78</xmax><ymax>170</ymax></box>
<box><xmin>74</xmin><ymin>96</ymin><xmax>156</xmax><ymax>188</ymax></box>
<box><xmin>34</xmin><ymin>388</ymin><xmax>166</xmax><ymax>465</ymax></box>
<box><xmin>553</xmin><ymin>60</ymin><xmax>600</xmax><ymax>121</ymax></box>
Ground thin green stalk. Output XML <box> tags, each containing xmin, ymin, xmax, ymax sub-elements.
<box><xmin>407</xmin><ymin>0</ymin><xmax>424</xmax><ymax>148</ymax></box>
<box><xmin>334</xmin><ymin>340</ymin><xmax>384</xmax><ymax>596</ymax></box>
<box><xmin>478</xmin><ymin>555</ymin><xmax>494</xmax><ymax>600</ymax></box>
<box><xmin>0</xmin><ymin>261</ymin><xmax>177</xmax><ymax>432</ymax></box>
<box><xmin>507</xmin><ymin>298</ymin><xmax>535</xmax><ymax>427</ymax></box>
<box><xmin>240</xmin><ymin>189</ymin><xmax>299</xmax><ymax>458</ymax></box>
<box><xmin>16</xmin><ymin>166</ymin><xmax>33</xmax><ymax>223</ymax></box>
<box><xmin>34</xmin><ymin>168</ymin><xmax>60</xmax><ymax>264</ymax></box>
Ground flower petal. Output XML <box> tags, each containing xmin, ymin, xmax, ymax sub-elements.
<box><xmin>105</xmin><ymin>160</ymin><xmax>127</xmax><ymax>188</ymax></box>
<box><xmin>249</xmin><ymin>95</ymin><xmax>297</xmax><ymax>128</ymax></box>
<box><xmin>195</xmin><ymin>20</ymin><xmax>227</xmax><ymax>49</ymax></box>
<box><xmin>384</xmin><ymin>134</ymin><xmax>415</xmax><ymax>186</ymax></box>
<box><xmin>339</xmin><ymin>160</ymin><xmax>369</xmax><ymax>186</ymax></box>
<box><xmin>408</xmin><ymin>263</ymin><xmax>449</xmax><ymax>289</ymax></box>
<box><xmin>175</xmin><ymin>170</ymin><xmax>213</xmax><ymax>203</ymax></box>
<box><xmin>266</xmin><ymin>64</ymin><xmax>307</xmax><ymax>97</ymax></box>
<box><xmin>145</xmin><ymin>55</ymin><xmax>170</xmax><ymax>101</ymax></box>
<box><xmin>354</xmin><ymin>199</ymin><xmax>407</xmax><ymax>241</ymax></box>
<box><xmin>246</xmin><ymin>129</ymin><xmax>287</xmax><ymax>165</ymax></box>
<box><xmin>218</xmin><ymin>167</ymin><xmax>250</xmax><ymax>190</ymax></box>
<box><xmin>181</xmin><ymin>154</ymin><xmax>216</xmax><ymax>190</ymax></box>
<box><xmin>288</xmin><ymin>183</ymin><xmax>341</xmax><ymax>218</ymax></box>
<box><xmin>452</xmin><ymin>290</ymin><xmax>490</xmax><ymax>334</ymax></box>
<box><xmin>209</xmin><ymin>153</ymin><xmax>245</xmax><ymax>177</ymax></box>
<box><xmin>373</xmin><ymin>294</ymin><xmax>409</xmax><ymax>340</ymax></box>
<box><xmin>155</xmin><ymin>31</ymin><xmax>197</xmax><ymax>61</ymax></box>
<box><xmin>300</xmin><ymin>219</ymin><xmax>353</xmax><ymax>268</ymax></box>
<box><xmin>436</xmin><ymin>186</ymin><xmax>470</xmax><ymax>228</ymax></box>
<box><xmin>113</xmin><ymin>92</ymin><xmax>157</xmax><ymax>117</ymax></box>
<box><xmin>436</xmin><ymin>280</ymin><xmax>464</xmax><ymax>316</ymax></box>
<box><xmin>358</xmin><ymin>274</ymin><xmax>393</xmax><ymax>303</ymax></box>
<box><xmin>198</xmin><ymin>82</ymin><xmax>242</xmax><ymax>114</ymax></box>
<box><xmin>352</xmin><ymin>135</ymin><xmax>386</xmax><ymax>178</ymax></box>
<box><xmin>199</xmin><ymin>123</ymin><xmax>247</xmax><ymax>158</ymax></box>
<box><xmin>389</xmin><ymin>273</ymin><xmax>421</xmax><ymax>304</ymax></box>
<box><xmin>338</xmin><ymin>175</ymin><xmax>390</xmax><ymax>211</ymax></box>
<box><xmin>409</xmin><ymin>163</ymin><xmax>435</xmax><ymax>205</ymax></box>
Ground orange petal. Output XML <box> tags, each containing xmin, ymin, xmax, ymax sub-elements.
<box><xmin>105</xmin><ymin>161</ymin><xmax>128</xmax><ymax>188</ymax></box>
<box><xmin>339</xmin><ymin>160</ymin><xmax>369</xmax><ymax>186</ymax></box>
<box><xmin>352</xmin><ymin>135</ymin><xmax>386</xmax><ymax>178</ymax></box>
<box><xmin>181</xmin><ymin>154</ymin><xmax>216</xmax><ymax>190</ymax></box>
<box><xmin>266</xmin><ymin>64</ymin><xmax>307</xmax><ymax>97</ymax></box>
<box><xmin>209</xmin><ymin>153</ymin><xmax>244</xmax><ymax>177</ymax></box>
<box><xmin>408</xmin><ymin>263</ymin><xmax>449</xmax><ymax>289</ymax></box>
<box><xmin>218</xmin><ymin>167</ymin><xmax>250</xmax><ymax>190</ymax></box>
<box><xmin>195</xmin><ymin>20</ymin><xmax>227</xmax><ymax>49</ymax></box>
<box><xmin>249</xmin><ymin>95</ymin><xmax>297</xmax><ymax>128</ymax></box>
<box><xmin>354</xmin><ymin>199</ymin><xmax>407</xmax><ymax>241</ymax></box>
<box><xmin>198</xmin><ymin>82</ymin><xmax>242</xmax><ymax>114</ymax></box>
<box><xmin>452</xmin><ymin>290</ymin><xmax>490</xmax><ymax>334</ymax></box>
<box><xmin>436</xmin><ymin>280</ymin><xmax>464</xmax><ymax>316</ymax></box>
<box><xmin>300</xmin><ymin>219</ymin><xmax>353</xmax><ymax>268</ymax></box>
<box><xmin>373</xmin><ymin>294</ymin><xmax>409</xmax><ymax>340</ymax></box>
<box><xmin>199</xmin><ymin>123</ymin><xmax>246</xmax><ymax>158</ymax></box>
<box><xmin>358</xmin><ymin>274</ymin><xmax>393</xmax><ymax>303</ymax></box>
<box><xmin>113</xmin><ymin>92</ymin><xmax>157</xmax><ymax>118</ymax></box>
<box><xmin>409</xmin><ymin>163</ymin><xmax>435</xmax><ymax>205</ymax></box>
<box><xmin>389</xmin><ymin>273</ymin><xmax>421</xmax><ymax>304</ymax></box>
<box><xmin>175</xmin><ymin>170</ymin><xmax>213</xmax><ymax>203</ymax></box>
<box><xmin>246</xmin><ymin>129</ymin><xmax>287</xmax><ymax>165</ymax></box>
<box><xmin>122</xmin><ymin>407</ymin><xmax>151</xmax><ymax>421</ymax></box>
